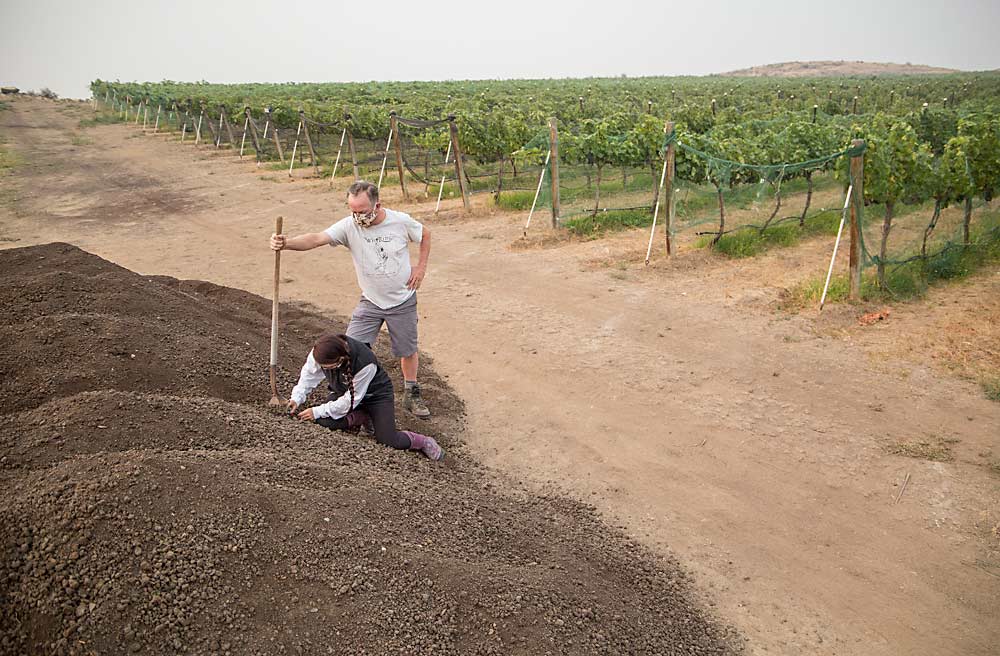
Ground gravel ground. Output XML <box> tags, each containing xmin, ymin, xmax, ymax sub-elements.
<box><xmin>1</xmin><ymin>243</ymin><xmax>742</xmax><ymax>655</ymax></box>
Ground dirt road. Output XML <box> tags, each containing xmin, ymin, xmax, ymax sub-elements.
<box><xmin>2</xmin><ymin>97</ymin><xmax>997</xmax><ymax>655</ymax></box>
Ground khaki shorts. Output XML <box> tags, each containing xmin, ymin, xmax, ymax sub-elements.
<box><xmin>346</xmin><ymin>294</ymin><xmax>418</xmax><ymax>358</ymax></box>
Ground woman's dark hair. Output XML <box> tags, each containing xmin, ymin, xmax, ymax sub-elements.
<box><xmin>313</xmin><ymin>333</ymin><xmax>355</xmax><ymax>409</ymax></box>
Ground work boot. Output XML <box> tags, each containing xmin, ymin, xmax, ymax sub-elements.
<box><xmin>402</xmin><ymin>431</ymin><xmax>445</xmax><ymax>461</ymax></box>
<box><xmin>402</xmin><ymin>384</ymin><xmax>431</xmax><ymax>418</ymax></box>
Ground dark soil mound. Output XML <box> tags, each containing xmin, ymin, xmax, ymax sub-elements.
<box><xmin>0</xmin><ymin>244</ymin><xmax>741</xmax><ymax>655</ymax></box>
<box><xmin>0</xmin><ymin>243</ymin><xmax>459</xmax><ymax>420</ymax></box>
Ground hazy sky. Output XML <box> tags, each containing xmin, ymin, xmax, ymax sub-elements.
<box><xmin>2</xmin><ymin>0</ymin><xmax>998</xmax><ymax>99</ymax></box>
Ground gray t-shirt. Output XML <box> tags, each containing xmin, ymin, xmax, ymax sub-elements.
<box><xmin>323</xmin><ymin>209</ymin><xmax>424</xmax><ymax>310</ymax></box>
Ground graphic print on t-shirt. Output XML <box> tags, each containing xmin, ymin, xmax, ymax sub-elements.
<box><xmin>363</xmin><ymin>234</ymin><xmax>401</xmax><ymax>277</ymax></box>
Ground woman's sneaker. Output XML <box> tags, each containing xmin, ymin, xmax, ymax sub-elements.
<box><xmin>402</xmin><ymin>431</ymin><xmax>445</xmax><ymax>461</ymax></box>
<box><xmin>420</xmin><ymin>436</ymin><xmax>445</xmax><ymax>461</ymax></box>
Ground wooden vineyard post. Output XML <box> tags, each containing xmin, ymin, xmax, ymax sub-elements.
<box><xmin>246</xmin><ymin>107</ymin><xmax>263</xmax><ymax>163</ymax></box>
<box><xmin>342</xmin><ymin>110</ymin><xmax>359</xmax><ymax>181</ymax></box>
<box><xmin>644</xmin><ymin>120</ymin><xmax>675</xmax><ymax>264</ymax></box>
<box><xmin>347</xmin><ymin>129</ymin><xmax>359</xmax><ymax>180</ymax></box>
<box><xmin>266</xmin><ymin>108</ymin><xmax>285</xmax><ymax>163</ymax></box>
<box><xmin>299</xmin><ymin>110</ymin><xmax>320</xmax><ymax>176</ymax></box>
<box><xmin>549</xmin><ymin>117</ymin><xmax>560</xmax><ymax>228</ymax></box>
<box><xmin>664</xmin><ymin>121</ymin><xmax>675</xmax><ymax>256</ymax></box>
<box><xmin>447</xmin><ymin>115</ymin><xmax>470</xmax><ymax>210</ymax></box>
<box><xmin>390</xmin><ymin>112</ymin><xmax>409</xmax><ymax>200</ymax></box>
<box><xmin>201</xmin><ymin>103</ymin><xmax>219</xmax><ymax>147</ymax></box>
<box><xmin>848</xmin><ymin>139</ymin><xmax>865</xmax><ymax>301</ymax></box>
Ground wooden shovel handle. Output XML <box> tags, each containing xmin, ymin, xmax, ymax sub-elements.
<box><xmin>270</xmin><ymin>216</ymin><xmax>283</xmax><ymax>369</ymax></box>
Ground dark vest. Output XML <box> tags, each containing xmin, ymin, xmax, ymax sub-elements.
<box><xmin>322</xmin><ymin>336</ymin><xmax>394</xmax><ymax>403</ymax></box>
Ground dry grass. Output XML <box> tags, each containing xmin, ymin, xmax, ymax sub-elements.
<box><xmin>68</xmin><ymin>132</ymin><xmax>93</xmax><ymax>146</ymax></box>
<box><xmin>884</xmin><ymin>270</ymin><xmax>1000</xmax><ymax>396</ymax></box>
<box><xmin>510</xmin><ymin>229</ymin><xmax>574</xmax><ymax>251</ymax></box>
<box><xmin>884</xmin><ymin>435</ymin><xmax>960</xmax><ymax>462</ymax></box>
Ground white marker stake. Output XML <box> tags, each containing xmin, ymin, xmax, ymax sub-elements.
<box><xmin>154</xmin><ymin>105</ymin><xmax>161</xmax><ymax>133</ymax></box>
<box><xmin>820</xmin><ymin>184</ymin><xmax>854</xmax><ymax>311</ymax></box>
<box><xmin>523</xmin><ymin>150</ymin><xmax>551</xmax><ymax>235</ymax></box>
<box><xmin>645</xmin><ymin>155</ymin><xmax>671</xmax><ymax>265</ymax></box>
<box><xmin>434</xmin><ymin>140</ymin><xmax>453</xmax><ymax>214</ymax></box>
<box><xmin>330</xmin><ymin>127</ymin><xmax>346</xmax><ymax>186</ymax></box>
<box><xmin>239</xmin><ymin>117</ymin><xmax>249</xmax><ymax>159</ymax></box>
<box><xmin>288</xmin><ymin>121</ymin><xmax>303</xmax><ymax>177</ymax></box>
<box><xmin>376</xmin><ymin>127</ymin><xmax>393</xmax><ymax>189</ymax></box>
<box><xmin>217</xmin><ymin>111</ymin><xmax>224</xmax><ymax>147</ymax></box>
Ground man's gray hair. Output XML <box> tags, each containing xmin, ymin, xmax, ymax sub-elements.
<box><xmin>347</xmin><ymin>180</ymin><xmax>379</xmax><ymax>205</ymax></box>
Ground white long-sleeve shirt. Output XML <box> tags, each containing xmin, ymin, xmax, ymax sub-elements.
<box><xmin>290</xmin><ymin>350</ymin><xmax>377</xmax><ymax>420</ymax></box>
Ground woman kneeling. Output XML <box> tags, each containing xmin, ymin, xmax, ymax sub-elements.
<box><xmin>288</xmin><ymin>333</ymin><xmax>444</xmax><ymax>461</ymax></box>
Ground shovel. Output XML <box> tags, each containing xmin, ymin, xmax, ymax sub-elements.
<box><xmin>268</xmin><ymin>216</ymin><xmax>285</xmax><ymax>409</ymax></box>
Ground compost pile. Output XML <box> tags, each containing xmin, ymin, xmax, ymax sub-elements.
<box><xmin>0</xmin><ymin>243</ymin><xmax>741</xmax><ymax>655</ymax></box>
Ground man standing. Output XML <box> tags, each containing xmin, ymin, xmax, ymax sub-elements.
<box><xmin>269</xmin><ymin>180</ymin><xmax>432</xmax><ymax>417</ymax></box>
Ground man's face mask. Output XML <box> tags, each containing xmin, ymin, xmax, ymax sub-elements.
<box><xmin>352</xmin><ymin>204</ymin><xmax>379</xmax><ymax>227</ymax></box>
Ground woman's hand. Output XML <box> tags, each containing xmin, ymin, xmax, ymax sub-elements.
<box><xmin>296</xmin><ymin>407</ymin><xmax>316</xmax><ymax>421</ymax></box>
<box><xmin>286</xmin><ymin>399</ymin><xmax>299</xmax><ymax>416</ymax></box>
